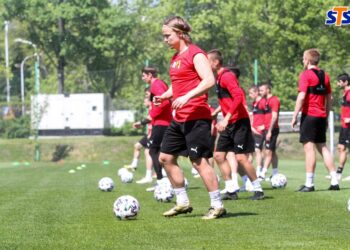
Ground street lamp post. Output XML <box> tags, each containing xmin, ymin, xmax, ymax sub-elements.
<box><xmin>15</xmin><ymin>38</ymin><xmax>41</xmax><ymax>161</ymax></box>
<box><xmin>4</xmin><ymin>21</ymin><xmax>10</xmax><ymax>103</ymax></box>
<box><xmin>20</xmin><ymin>54</ymin><xmax>35</xmax><ymax>115</ymax></box>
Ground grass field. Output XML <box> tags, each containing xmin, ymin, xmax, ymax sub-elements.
<box><xmin>0</xmin><ymin>136</ymin><xmax>349</xmax><ymax>249</ymax></box>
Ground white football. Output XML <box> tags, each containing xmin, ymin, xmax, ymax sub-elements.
<box><xmin>120</xmin><ymin>171</ymin><xmax>133</xmax><ymax>183</ymax></box>
<box><xmin>270</xmin><ymin>173</ymin><xmax>287</xmax><ymax>189</ymax></box>
<box><xmin>98</xmin><ymin>177</ymin><xmax>114</xmax><ymax>192</ymax></box>
<box><xmin>154</xmin><ymin>182</ymin><xmax>174</xmax><ymax>202</ymax></box>
<box><xmin>118</xmin><ymin>167</ymin><xmax>129</xmax><ymax>176</ymax></box>
<box><xmin>347</xmin><ymin>198</ymin><xmax>350</xmax><ymax>212</ymax></box>
<box><xmin>113</xmin><ymin>195</ymin><xmax>140</xmax><ymax>219</ymax></box>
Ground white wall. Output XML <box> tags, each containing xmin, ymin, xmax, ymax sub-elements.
<box><xmin>31</xmin><ymin>93</ymin><xmax>108</xmax><ymax>130</ymax></box>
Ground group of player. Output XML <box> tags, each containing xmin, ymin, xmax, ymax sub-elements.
<box><xmin>123</xmin><ymin>15</ymin><xmax>348</xmax><ymax>219</ymax></box>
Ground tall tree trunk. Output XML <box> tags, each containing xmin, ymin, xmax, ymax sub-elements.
<box><xmin>57</xmin><ymin>0</ymin><xmax>65</xmax><ymax>94</ymax></box>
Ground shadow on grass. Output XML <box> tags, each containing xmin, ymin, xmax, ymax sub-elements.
<box><xmin>314</xmin><ymin>187</ymin><xmax>350</xmax><ymax>192</ymax></box>
<box><xmin>170</xmin><ymin>211</ymin><xmax>258</xmax><ymax>219</ymax></box>
<box><xmin>239</xmin><ymin>196</ymin><xmax>274</xmax><ymax>200</ymax></box>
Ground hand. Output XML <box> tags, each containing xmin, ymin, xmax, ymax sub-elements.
<box><xmin>266</xmin><ymin>130</ymin><xmax>272</xmax><ymax>141</ymax></box>
<box><xmin>216</xmin><ymin>119</ymin><xmax>229</xmax><ymax>132</ymax></box>
<box><xmin>291</xmin><ymin>116</ymin><xmax>298</xmax><ymax>129</ymax></box>
<box><xmin>132</xmin><ymin>121</ymin><xmax>141</xmax><ymax>129</ymax></box>
<box><xmin>344</xmin><ymin>118</ymin><xmax>350</xmax><ymax>124</ymax></box>
<box><xmin>153</xmin><ymin>96</ymin><xmax>165</xmax><ymax>106</ymax></box>
<box><xmin>172</xmin><ymin>95</ymin><xmax>190</xmax><ymax>110</ymax></box>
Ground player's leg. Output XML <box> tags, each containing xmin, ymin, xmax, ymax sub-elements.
<box><xmin>315</xmin><ymin>143</ymin><xmax>339</xmax><ymax>190</ymax></box>
<box><xmin>214</xmin><ymin>129</ymin><xmax>238</xmax><ymax>199</ymax></box>
<box><xmin>233</xmin><ymin>119</ymin><xmax>264</xmax><ymax>200</ymax></box>
<box><xmin>159</xmin><ymin>121</ymin><xmax>193</xmax><ymax>216</ymax></box>
<box><xmin>136</xmin><ymin>148</ymin><xmax>153</xmax><ymax>184</ymax></box>
<box><xmin>187</xmin><ymin>120</ymin><xmax>225</xmax><ymax>219</ymax></box>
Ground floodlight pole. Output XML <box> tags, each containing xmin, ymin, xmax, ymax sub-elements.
<box><xmin>20</xmin><ymin>54</ymin><xmax>35</xmax><ymax>115</ymax></box>
<box><xmin>4</xmin><ymin>21</ymin><xmax>10</xmax><ymax>103</ymax></box>
<box><xmin>15</xmin><ymin>38</ymin><xmax>41</xmax><ymax>161</ymax></box>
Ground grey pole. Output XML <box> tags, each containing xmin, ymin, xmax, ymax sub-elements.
<box><xmin>20</xmin><ymin>55</ymin><xmax>35</xmax><ymax>115</ymax></box>
<box><xmin>4</xmin><ymin>21</ymin><xmax>10</xmax><ymax>103</ymax></box>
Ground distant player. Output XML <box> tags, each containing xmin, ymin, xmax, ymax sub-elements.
<box><xmin>208</xmin><ymin>49</ymin><xmax>264</xmax><ymax>200</ymax></box>
<box><xmin>156</xmin><ymin>16</ymin><xmax>225</xmax><ymax>219</ymax></box>
<box><xmin>258</xmin><ymin>83</ymin><xmax>280</xmax><ymax>180</ymax></box>
<box><xmin>125</xmin><ymin>91</ymin><xmax>154</xmax><ymax>184</ymax></box>
<box><xmin>248</xmin><ymin>85</ymin><xmax>265</xmax><ymax>176</ymax></box>
<box><xmin>141</xmin><ymin>66</ymin><xmax>172</xmax><ymax>189</ymax></box>
<box><xmin>334</xmin><ymin>73</ymin><xmax>350</xmax><ymax>181</ymax></box>
<box><xmin>291</xmin><ymin>48</ymin><xmax>339</xmax><ymax>191</ymax></box>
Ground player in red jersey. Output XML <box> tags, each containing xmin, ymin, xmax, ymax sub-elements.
<box><xmin>125</xmin><ymin>90</ymin><xmax>154</xmax><ymax>184</ymax></box>
<box><xmin>208</xmin><ymin>49</ymin><xmax>264</xmax><ymax>200</ymax></box>
<box><xmin>248</xmin><ymin>85</ymin><xmax>266</xmax><ymax>177</ymax></box>
<box><xmin>258</xmin><ymin>83</ymin><xmax>280</xmax><ymax>180</ymax></box>
<box><xmin>292</xmin><ymin>48</ymin><xmax>339</xmax><ymax>191</ymax></box>
<box><xmin>141</xmin><ymin>66</ymin><xmax>172</xmax><ymax>189</ymax></box>
<box><xmin>155</xmin><ymin>16</ymin><xmax>225</xmax><ymax>220</ymax></box>
<box><xmin>333</xmin><ymin>73</ymin><xmax>350</xmax><ymax>181</ymax></box>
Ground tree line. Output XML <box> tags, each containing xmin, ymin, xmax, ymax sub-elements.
<box><xmin>0</xmin><ymin>0</ymin><xmax>350</xmax><ymax>112</ymax></box>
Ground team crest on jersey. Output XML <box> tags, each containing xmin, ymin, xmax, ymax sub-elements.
<box><xmin>172</xmin><ymin>60</ymin><xmax>181</xmax><ymax>69</ymax></box>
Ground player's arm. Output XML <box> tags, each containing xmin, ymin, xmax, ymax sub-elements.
<box><xmin>325</xmin><ymin>93</ymin><xmax>333</xmax><ymax>119</ymax></box>
<box><xmin>211</xmin><ymin>106</ymin><xmax>221</xmax><ymax>118</ymax></box>
<box><xmin>291</xmin><ymin>92</ymin><xmax>305</xmax><ymax>128</ymax></box>
<box><xmin>154</xmin><ymin>85</ymin><xmax>173</xmax><ymax>106</ymax></box>
<box><xmin>171</xmin><ymin>53</ymin><xmax>215</xmax><ymax>109</ymax></box>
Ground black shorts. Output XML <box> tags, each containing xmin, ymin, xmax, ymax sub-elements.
<box><xmin>160</xmin><ymin>119</ymin><xmax>213</xmax><ymax>160</ymax></box>
<box><xmin>264</xmin><ymin>128</ymin><xmax>279</xmax><ymax>151</ymax></box>
<box><xmin>210</xmin><ymin>136</ymin><xmax>217</xmax><ymax>152</ymax></box>
<box><xmin>299</xmin><ymin>114</ymin><xmax>327</xmax><ymax>143</ymax></box>
<box><xmin>253</xmin><ymin>133</ymin><xmax>265</xmax><ymax>150</ymax></box>
<box><xmin>216</xmin><ymin>118</ymin><xmax>255</xmax><ymax>154</ymax></box>
<box><xmin>147</xmin><ymin>125</ymin><xmax>168</xmax><ymax>149</ymax></box>
<box><xmin>338</xmin><ymin>127</ymin><xmax>350</xmax><ymax>147</ymax></box>
<box><xmin>139</xmin><ymin>135</ymin><xmax>148</xmax><ymax>148</ymax></box>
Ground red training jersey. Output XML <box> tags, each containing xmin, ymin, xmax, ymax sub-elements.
<box><xmin>251</xmin><ymin>97</ymin><xmax>266</xmax><ymax>133</ymax></box>
<box><xmin>149</xmin><ymin>78</ymin><xmax>172</xmax><ymax>126</ymax></box>
<box><xmin>341</xmin><ymin>89</ymin><xmax>350</xmax><ymax>128</ymax></box>
<box><xmin>264</xmin><ymin>95</ymin><xmax>280</xmax><ymax>129</ymax></box>
<box><xmin>298</xmin><ymin>67</ymin><xmax>331</xmax><ymax>118</ymax></box>
<box><xmin>169</xmin><ymin>44</ymin><xmax>211</xmax><ymax>122</ymax></box>
<box><xmin>216</xmin><ymin>68</ymin><xmax>249</xmax><ymax>124</ymax></box>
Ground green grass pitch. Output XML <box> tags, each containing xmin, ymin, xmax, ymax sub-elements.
<box><xmin>0</xmin><ymin>138</ymin><xmax>349</xmax><ymax>249</ymax></box>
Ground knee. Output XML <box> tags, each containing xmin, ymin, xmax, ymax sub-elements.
<box><xmin>214</xmin><ymin>152</ymin><xmax>225</xmax><ymax>163</ymax></box>
<box><xmin>235</xmin><ymin>154</ymin><xmax>244</xmax><ymax>163</ymax></box>
<box><xmin>158</xmin><ymin>153</ymin><xmax>170</xmax><ymax>165</ymax></box>
<box><xmin>134</xmin><ymin>143</ymin><xmax>142</xmax><ymax>150</ymax></box>
<box><xmin>338</xmin><ymin>144</ymin><xmax>345</xmax><ymax>153</ymax></box>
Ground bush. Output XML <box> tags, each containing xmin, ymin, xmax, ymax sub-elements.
<box><xmin>51</xmin><ymin>144</ymin><xmax>73</xmax><ymax>162</ymax></box>
<box><xmin>105</xmin><ymin>122</ymin><xmax>144</xmax><ymax>136</ymax></box>
<box><xmin>0</xmin><ymin>115</ymin><xmax>31</xmax><ymax>138</ymax></box>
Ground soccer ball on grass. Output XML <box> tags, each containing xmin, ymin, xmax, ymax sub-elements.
<box><xmin>270</xmin><ymin>173</ymin><xmax>287</xmax><ymax>189</ymax></box>
<box><xmin>98</xmin><ymin>177</ymin><xmax>115</xmax><ymax>192</ymax></box>
<box><xmin>113</xmin><ymin>195</ymin><xmax>140</xmax><ymax>219</ymax></box>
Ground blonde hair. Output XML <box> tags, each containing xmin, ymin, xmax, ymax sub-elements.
<box><xmin>304</xmin><ymin>48</ymin><xmax>320</xmax><ymax>65</ymax></box>
<box><xmin>163</xmin><ymin>16</ymin><xmax>192</xmax><ymax>43</ymax></box>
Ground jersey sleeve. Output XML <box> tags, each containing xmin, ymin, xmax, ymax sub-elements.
<box><xmin>298</xmin><ymin>71</ymin><xmax>309</xmax><ymax>93</ymax></box>
<box><xmin>271</xmin><ymin>97</ymin><xmax>280</xmax><ymax>112</ymax></box>
<box><xmin>221</xmin><ymin>73</ymin><xmax>243</xmax><ymax>115</ymax></box>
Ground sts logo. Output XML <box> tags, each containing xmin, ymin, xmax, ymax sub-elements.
<box><xmin>325</xmin><ymin>6</ymin><xmax>350</xmax><ymax>26</ymax></box>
